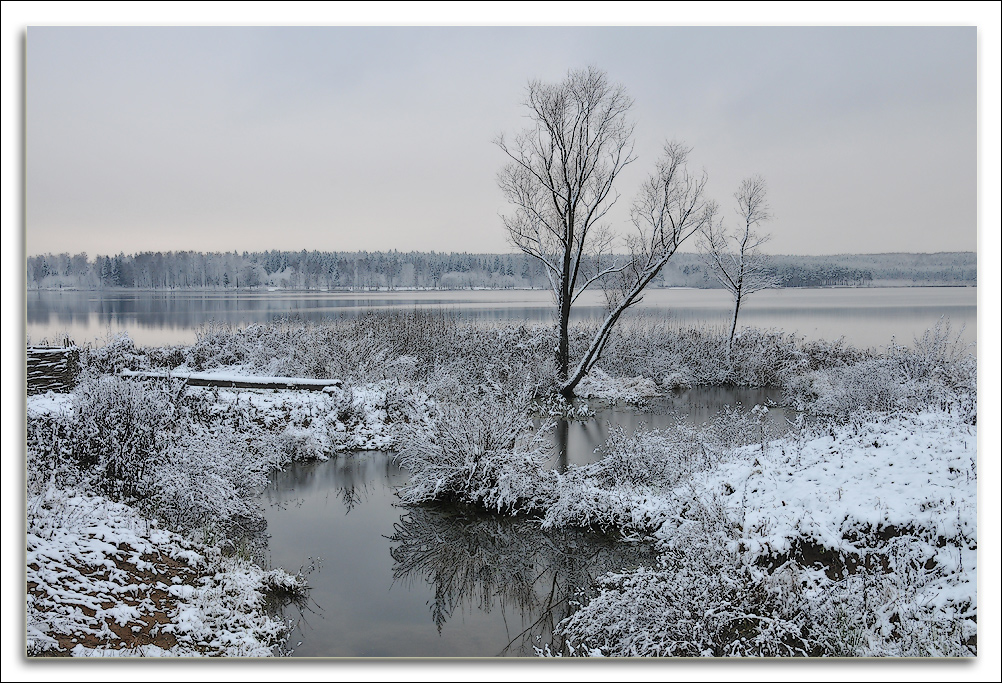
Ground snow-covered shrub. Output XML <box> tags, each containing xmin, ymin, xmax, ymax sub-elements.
<box><xmin>445</xmin><ymin>321</ymin><xmax>557</xmax><ymax>397</ymax></box>
<box><xmin>727</xmin><ymin>328</ymin><xmax>808</xmax><ymax>386</ymax></box>
<box><xmin>888</xmin><ymin>319</ymin><xmax>977</xmax><ymax>422</ymax></box>
<box><xmin>79</xmin><ymin>332</ymin><xmax>148</xmax><ymax>375</ymax></box>
<box><xmin>891</xmin><ymin>318</ymin><xmax>973</xmax><ymax>386</ymax></box>
<box><xmin>70</xmin><ymin>375</ymin><xmax>188</xmax><ymax>501</ymax></box>
<box><xmin>144</xmin><ymin>344</ymin><xmax>187</xmax><ymax>370</ymax></box>
<box><xmin>289</xmin><ymin>323</ymin><xmax>384</xmax><ymax>382</ymax></box>
<box><xmin>661</xmin><ymin>369</ymin><xmax>694</xmax><ymax>391</ymax></box>
<box><xmin>706</xmin><ymin>402</ymin><xmax>784</xmax><ymax>450</ymax></box>
<box><xmin>149</xmin><ymin>422</ymin><xmax>278</xmax><ymax>535</ymax></box>
<box><xmin>26</xmin><ymin>417</ymin><xmax>91</xmax><ymax>492</ymax></box>
<box><xmin>591</xmin><ymin>317</ymin><xmax>728</xmax><ymax>387</ymax></box>
<box><xmin>786</xmin><ymin>358</ymin><xmax>907</xmax><ymax>421</ymax></box>
<box><xmin>587</xmin><ymin>420</ymin><xmax>711</xmax><ymax>489</ymax></box>
<box><xmin>785</xmin><ymin>319</ymin><xmax>976</xmax><ymax>423</ymax></box>
<box><xmin>574</xmin><ymin>368</ymin><xmax>660</xmax><ymax>403</ymax></box>
<box><xmin>594</xmin><ymin>318</ymin><xmax>811</xmax><ymax>389</ymax></box>
<box><xmin>394</xmin><ymin>389</ymin><xmax>552</xmax><ymax>512</ymax></box>
<box><xmin>533</xmin><ymin>393</ymin><xmax>595</xmax><ymax>420</ymax></box>
<box><xmin>28</xmin><ymin>375</ymin><xmax>277</xmax><ymax>540</ymax></box>
<box><xmin>276</xmin><ymin>425</ymin><xmax>327</xmax><ymax>462</ymax></box>
<box><xmin>332</xmin><ymin>386</ymin><xmax>365</xmax><ymax>427</ymax></box>
<box><xmin>805</xmin><ymin>535</ymin><xmax>976</xmax><ymax>656</ymax></box>
<box><xmin>557</xmin><ymin>498</ymin><xmax>816</xmax><ymax>657</ymax></box>
<box><xmin>186</xmin><ymin>321</ymin><xmax>242</xmax><ymax>370</ymax></box>
<box><xmin>800</xmin><ymin>335</ymin><xmax>870</xmax><ymax>372</ymax></box>
<box><xmin>538</xmin><ymin>414</ymin><xmax>736</xmax><ymax>533</ymax></box>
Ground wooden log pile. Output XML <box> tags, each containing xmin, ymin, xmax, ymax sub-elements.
<box><xmin>27</xmin><ymin>347</ymin><xmax>81</xmax><ymax>395</ymax></box>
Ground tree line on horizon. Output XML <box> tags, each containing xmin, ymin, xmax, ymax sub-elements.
<box><xmin>25</xmin><ymin>249</ymin><xmax>976</xmax><ymax>291</ymax></box>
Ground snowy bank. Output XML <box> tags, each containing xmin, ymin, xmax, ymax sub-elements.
<box><xmin>555</xmin><ymin>409</ymin><xmax>977</xmax><ymax>657</ymax></box>
<box><xmin>27</xmin><ymin>485</ymin><xmax>305</xmax><ymax>656</ymax></box>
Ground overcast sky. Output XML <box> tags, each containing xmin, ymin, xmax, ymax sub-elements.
<box><xmin>23</xmin><ymin>24</ymin><xmax>980</xmax><ymax>258</ymax></box>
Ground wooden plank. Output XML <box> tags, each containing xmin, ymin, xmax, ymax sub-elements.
<box><xmin>119</xmin><ymin>370</ymin><xmax>343</xmax><ymax>392</ymax></box>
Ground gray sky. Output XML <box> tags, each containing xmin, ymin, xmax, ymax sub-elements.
<box><xmin>24</xmin><ymin>25</ymin><xmax>978</xmax><ymax>257</ymax></box>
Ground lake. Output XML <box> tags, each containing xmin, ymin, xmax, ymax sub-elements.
<box><xmin>26</xmin><ymin>286</ymin><xmax>977</xmax><ymax>350</ymax></box>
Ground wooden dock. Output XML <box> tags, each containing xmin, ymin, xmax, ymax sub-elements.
<box><xmin>119</xmin><ymin>370</ymin><xmax>343</xmax><ymax>392</ymax></box>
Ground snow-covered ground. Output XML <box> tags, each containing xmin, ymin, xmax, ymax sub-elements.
<box><xmin>549</xmin><ymin>409</ymin><xmax>977</xmax><ymax>656</ymax></box>
<box><xmin>704</xmin><ymin>411</ymin><xmax>976</xmax><ymax>562</ymax></box>
<box><xmin>27</xmin><ymin>483</ymin><xmax>304</xmax><ymax>656</ymax></box>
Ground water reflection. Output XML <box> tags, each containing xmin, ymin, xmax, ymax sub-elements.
<box><xmin>26</xmin><ymin>287</ymin><xmax>977</xmax><ymax>348</ymax></box>
<box><xmin>543</xmin><ymin>387</ymin><xmax>796</xmax><ymax>469</ymax></box>
<box><xmin>387</xmin><ymin>505</ymin><xmax>656</xmax><ymax>656</ymax></box>
<box><xmin>261</xmin><ymin>450</ymin><xmax>657</xmax><ymax>656</ymax></box>
<box><xmin>261</xmin><ymin>385</ymin><xmax>807</xmax><ymax>657</ymax></box>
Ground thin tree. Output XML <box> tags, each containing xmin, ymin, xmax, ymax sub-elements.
<box><xmin>496</xmin><ymin>66</ymin><xmax>715</xmax><ymax>397</ymax></box>
<box><xmin>699</xmin><ymin>175</ymin><xmax>778</xmax><ymax>353</ymax></box>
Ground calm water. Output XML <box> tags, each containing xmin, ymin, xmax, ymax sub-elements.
<box><xmin>262</xmin><ymin>388</ymin><xmax>791</xmax><ymax>657</ymax></box>
<box><xmin>25</xmin><ymin>286</ymin><xmax>977</xmax><ymax>350</ymax></box>
<box><xmin>544</xmin><ymin>387</ymin><xmax>794</xmax><ymax>470</ymax></box>
<box><xmin>261</xmin><ymin>451</ymin><xmax>656</xmax><ymax>657</ymax></box>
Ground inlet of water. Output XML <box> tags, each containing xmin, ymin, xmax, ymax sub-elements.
<box><xmin>261</xmin><ymin>386</ymin><xmax>792</xmax><ymax>657</ymax></box>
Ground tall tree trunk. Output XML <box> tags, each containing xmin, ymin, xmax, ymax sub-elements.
<box><xmin>728</xmin><ymin>292</ymin><xmax>742</xmax><ymax>354</ymax></box>
<box><xmin>557</xmin><ymin>231</ymin><xmax>574</xmax><ymax>384</ymax></box>
<box><xmin>557</xmin><ymin>295</ymin><xmax>571</xmax><ymax>384</ymax></box>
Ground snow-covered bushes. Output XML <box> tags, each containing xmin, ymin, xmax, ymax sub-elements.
<box><xmin>540</xmin><ymin>404</ymin><xmax>784</xmax><ymax>533</ymax></box>
<box><xmin>889</xmin><ymin>319</ymin><xmax>977</xmax><ymax>422</ymax></box>
<box><xmin>186</xmin><ymin>321</ymin><xmax>256</xmax><ymax>370</ymax></box>
<box><xmin>79</xmin><ymin>332</ymin><xmax>149</xmax><ymax>375</ymax></box>
<box><xmin>554</xmin><ymin>408</ymin><xmax>977</xmax><ymax>657</ymax></box>
<box><xmin>593</xmin><ymin>318</ymin><xmax>813</xmax><ymax>389</ymax></box>
<box><xmin>584</xmin><ymin>419</ymin><xmax>712</xmax><ymax>489</ymax></box>
<box><xmin>786</xmin><ymin>358</ymin><xmax>906</xmax><ymax>421</ymax></box>
<box><xmin>166</xmin><ymin>314</ymin><xmax>556</xmax><ymax>398</ymax></box>
<box><xmin>784</xmin><ymin>321</ymin><xmax>975</xmax><ymax>423</ymax></box>
<box><xmin>805</xmin><ymin>536</ymin><xmax>976</xmax><ymax>657</ymax></box>
<box><xmin>393</xmin><ymin>398</ymin><xmax>785</xmax><ymax>534</ymax></box>
<box><xmin>727</xmin><ymin>328</ymin><xmax>808</xmax><ymax>386</ymax></box>
<box><xmin>26</xmin><ymin>375</ymin><xmax>278</xmax><ymax>540</ymax></box>
<box><xmin>66</xmin><ymin>375</ymin><xmax>189</xmax><ymax>501</ymax></box>
<box><xmin>204</xmin><ymin>381</ymin><xmax>435</xmax><ymax>455</ymax></box>
<box><xmin>557</xmin><ymin>497</ymin><xmax>816</xmax><ymax>657</ymax></box>
<box><xmin>585</xmin><ymin>318</ymin><xmax>723</xmax><ymax>388</ymax></box>
<box><xmin>148</xmin><ymin>422</ymin><xmax>278</xmax><ymax>534</ymax></box>
<box><xmin>75</xmin><ymin>317</ymin><xmax>975</xmax><ymax>424</ymax></box>
<box><xmin>394</xmin><ymin>389</ymin><xmax>552</xmax><ymax>512</ymax></box>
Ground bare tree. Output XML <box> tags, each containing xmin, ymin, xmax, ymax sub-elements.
<box><xmin>496</xmin><ymin>67</ymin><xmax>714</xmax><ymax>397</ymax></box>
<box><xmin>699</xmin><ymin>175</ymin><xmax>778</xmax><ymax>353</ymax></box>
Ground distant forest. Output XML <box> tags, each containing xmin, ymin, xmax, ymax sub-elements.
<box><xmin>25</xmin><ymin>250</ymin><xmax>976</xmax><ymax>291</ymax></box>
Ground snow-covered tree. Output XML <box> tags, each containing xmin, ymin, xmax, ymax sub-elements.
<box><xmin>699</xmin><ymin>175</ymin><xmax>778</xmax><ymax>353</ymax></box>
<box><xmin>496</xmin><ymin>66</ymin><xmax>714</xmax><ymax>396</ymax></box>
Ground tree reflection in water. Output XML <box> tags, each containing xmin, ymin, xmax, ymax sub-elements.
<box><xmin>388</xmin><ymin>504</ymin><xmax>657</xmax><ymax>656</ymax></box>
